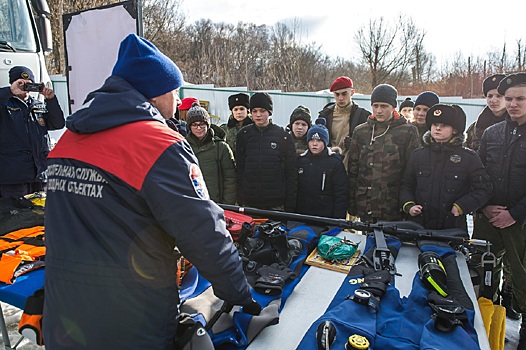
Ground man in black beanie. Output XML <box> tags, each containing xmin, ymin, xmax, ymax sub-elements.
<box><xmin>0</xmin><ymin>66</ymin><xmax>64</xmax><ymax>199</ymax></box>
<box><xmin>236</xmin><ymin>92</ymin><xmax>297</xmax><ymax>211</ymax></box>
<box><xmin>413</xmin><ymin>91</ymin><xmax>439</xmax><ymax>145</ymax></box>
<box><xmin>348</xmin><ymin>84</ymin><xmax>419</xmax><ymax>222</ymax></box>
<box><xmin>44</xmin><ymin>34</ymin><xmax>259</xmax><ymax>350</ymax></box>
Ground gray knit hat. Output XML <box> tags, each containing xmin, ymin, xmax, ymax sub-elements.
<box><xmin>186</xmin><ymin>102</ymin><xmax>211</xmax><ymax>127</ymax></box>
<box><xmin>370</xmin><ymin>84</ymin><xmax>398</xmax><ymax>108</ymax></box>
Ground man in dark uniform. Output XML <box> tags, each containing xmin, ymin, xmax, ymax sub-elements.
<box><xmin>0</xmin><ymin>66</ymin><xmax>64</xmax><ymax>199</ymax></box>
<box><xmin>475</xmin><ymin>72</ymin><xmax>526</xmax><ymax>350</ymax></box>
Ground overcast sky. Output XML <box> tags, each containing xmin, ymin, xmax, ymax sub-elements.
<box><xmin>180</xmin><ymin>0</ymin><xmax>522</xmax><ymax>66</ymax></box>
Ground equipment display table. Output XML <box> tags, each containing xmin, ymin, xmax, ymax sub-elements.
<box><xmin>247</xmin><ymin>232</ymin><xmax>490</xmax><ymax>350</ymax></box>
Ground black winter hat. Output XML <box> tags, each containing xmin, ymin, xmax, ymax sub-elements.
<box><xmin>414</xmin><ymin>91</ymin><xmax>439</xmax><ymax>108</ymax></box>
<box><xmin>228</xmin><ymin>93</ymin><xmax>250</xmax><ymax>110</ymax></box>
<box><xmin>399</xmin><ymin>97</ymin><xmax>414</xmax><ymax>111</ymax></box>
<box><xmin>426</xmin><ymin>103</ymin><xmax>466</xmax><ymax>134</ymax></box>
<box><xmin>249</xmin><ymin>92</ymin><xmax>273</xmax><ymax>115</ymax></box>
<box><xmin>483</xmin><ymin>74</ymin><xmax>506</xmax><ymax>96</ymax></box>
<box><xmin>186</xmin><ymin>102</ymin><xmax>211</xmax><ymax>127</ymax></box>
<box><xmin>289</xmin><ymin>105</ymin><xmax>312</xmax><ymax>127</ymax></box>
<box><xmin>370</xmin><ymin>84</ymin><xmax>398</xmax><ymax>108</ymax></box>
<box><xmin>9</xmin><ymin>66</ymin><xmax>35</xmax><ymax>83</ymax></box>
<box><xmin>497</xmin><ymin>72</ymin><xmax>526</xmax><ymax>95</ymax></box>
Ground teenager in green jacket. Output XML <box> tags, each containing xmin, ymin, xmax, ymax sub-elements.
<box><xmin>187</xmin><ymin>103</ymin><xmax>237</xmax><ymax>204</ymax></box>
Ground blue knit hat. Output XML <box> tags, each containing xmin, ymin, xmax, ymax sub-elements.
<box><xmin>307</xmin><ymin>117</ymin><xmax>329</xmax><ymax>146</ymax></box>
<box><xmin>9</xmin><ymin>66</ymin><xmax>35</xmax><ymax>83</ymax></box>
<box><xmin>414</xmin><ymin>91</ymin><xmax>439</xmax><ymax>108</ymax></box>
<box><xmin>112</xmin><ymin>34</ymin><xmax>184</xmax><ymax>99</ymax></box>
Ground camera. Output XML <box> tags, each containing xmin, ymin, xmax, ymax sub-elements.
<box><xmin>23</xmin><ymin>82</ymin><xmax>44</xmax><ymax>92</ymax></box>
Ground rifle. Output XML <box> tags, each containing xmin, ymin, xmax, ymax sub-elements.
<box><xmin>218</xmin><ymin>204</ymin><xmax>488</xmax><ymax>247</ymax></box>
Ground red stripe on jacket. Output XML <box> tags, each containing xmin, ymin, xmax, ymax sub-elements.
<box><xmin>49</xmin><ymin>121</ymin><xmax>183</xmax><ymax>190</ymax></box>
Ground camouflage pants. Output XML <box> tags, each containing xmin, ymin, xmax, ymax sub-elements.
<box><xmin>472</xmin><ymin>212</ymin><xmax>526</xmax><ymax>313</ymax></box>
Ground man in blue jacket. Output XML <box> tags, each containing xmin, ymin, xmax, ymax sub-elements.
<box><xmin>43</xmin><ymin>34</ymin><xmax>259</xmax><ymax>350</ymax></box>
<box><xmin>0</xmin><ymin>66</ymin><xmax>64</xmax><ymax>199</ymax></box>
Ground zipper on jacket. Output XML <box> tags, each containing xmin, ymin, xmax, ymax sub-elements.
<box><xmin>321</xmin><ymin>171</ymin><xmax>326</xmax><ymax>191</ymax></box>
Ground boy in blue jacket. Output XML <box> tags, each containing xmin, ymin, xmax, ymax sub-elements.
<box><xmin>296</xmin><ymin>118</ymin><xmax>348</xmax><ymax>218</ymax></box>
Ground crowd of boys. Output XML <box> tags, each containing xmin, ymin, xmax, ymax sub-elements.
<box><xmin>2</xmin><ymin>34</ymin><xmax>524</xmax><ymax>349</ymax></box>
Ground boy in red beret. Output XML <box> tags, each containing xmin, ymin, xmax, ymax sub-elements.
<box><xmin>318</xmin><ymin>76</ymin><xmax>370</xmax><ymax>169</ymax></box>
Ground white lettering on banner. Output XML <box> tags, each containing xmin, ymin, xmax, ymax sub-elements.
<box><xmin>47</xmin><ymin>164</ymin><xmax>105</xmax><ymax>198</ymax></box>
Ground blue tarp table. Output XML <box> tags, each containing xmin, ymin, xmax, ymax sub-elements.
<box><xmin>247</xmin><ymin>232</ymin><xmax>491</xmax><ymax>350</ymax></box>
<box><xmin>0</xmin><ymin>269</ymin><xmax>45</xmax><ymax>349</ymax></box>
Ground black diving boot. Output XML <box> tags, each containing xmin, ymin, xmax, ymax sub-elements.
<box><xmin>518</xmin><ymin>317</ymin><xmax>526</xmax><ymax>350</ymax></box>
<box><xmin>501</xmin><ymin>284</ymin><xmax>522</xmax><ymax>320</ymax></box>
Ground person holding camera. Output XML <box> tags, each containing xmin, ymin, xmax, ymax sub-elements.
<box><xmin>0</xmin><ymin>66</ymin><xmax>64</xmax><ymax>199</ymax></box>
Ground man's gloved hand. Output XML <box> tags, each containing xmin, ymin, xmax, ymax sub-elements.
<box><xmin>242</xmin><ymin>299</ymin><xmax>262</xmax><ymax>315</ymax></box>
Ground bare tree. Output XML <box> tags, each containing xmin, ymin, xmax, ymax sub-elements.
<box><xmin>516</xmin><ymin>39</ymin><xmax>525</xmax><ymax>71</ymax></box>
<box><xmin>353</xmin><ymin>15</ymin><xmax>428</xmax><ymax>89</ymax></box>
<box><xmin>42</xmin><ymin>1</ymin><xmax>525</xmax><ymax>96</ymax></box>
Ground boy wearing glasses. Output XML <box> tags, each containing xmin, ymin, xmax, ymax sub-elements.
<box><xmin>186</xmin><ymin>103</ymin><xmax>236</xmax><ymax>204</ymax></box>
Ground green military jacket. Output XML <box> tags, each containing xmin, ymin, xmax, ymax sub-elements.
<box><xmin>220</xmin><ymin>116</ymin><xmax>253</xmax><ymax>156</ymax></box>
<box><xmin>348</xmin><ymin>113</ymin><xmax>420</xmax><ymax>221</ymax></box>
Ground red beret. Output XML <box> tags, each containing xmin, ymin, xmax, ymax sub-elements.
<box><xmin>180</xmin><ymin>97</ymin><xmax>199</xmax><ymax>111</ymax></box>
<box><xmin>330</xmin><ymin>76</ymin><xmax>353</xmax><ymax>92</ymax></box>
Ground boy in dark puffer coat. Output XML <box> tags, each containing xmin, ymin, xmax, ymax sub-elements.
<box><xmin>296</xmin><ymin>118</ymin><xmax>348</xmax><ymax>219</ymax></box>
<box><xmin>400</xmin><ymin>104</ymin><xmax>492</xmax><ymax>233</ymax></box>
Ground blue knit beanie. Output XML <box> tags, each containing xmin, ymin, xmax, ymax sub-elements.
<box><xmin>9</xmin><ymin>66</ymin><xmax>35</xmax><ymax>83</ymax></box>
<box><xmin>414</xmin><ymin>91</ymin><xmax>439</xmax><ymax>108</ymax></box>
<box><xmin>307</xmin><ymin>117</ymin><xmax>329</xmax><ymax>146</ymax></box>
<box><xmin>112</xmin><ymin>34</ymin><xmax>184</xmax><ymax>99</ymax></box>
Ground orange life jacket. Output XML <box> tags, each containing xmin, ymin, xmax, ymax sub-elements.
<box><xmin>0</xmin><ymin>226</ymin><xmax>45</xmax><ymax>284</ymax></box>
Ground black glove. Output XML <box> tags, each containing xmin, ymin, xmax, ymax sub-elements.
<box><xmin>343</xmin><ymin>135</ymin><xmax>352</xmax><ymax>150</ymax></box>
<box><xmin>361</xmin><ymin>270</ymin><xmax>392</xmax><ymax>298</ymax></box>
<box><xmin>242</xmin><ymin>299</ymin><xmax>262</xmax><ymax>315</ymax></box>
<box><xmin>254</xmin><ymin>264</ymin><xmax>296</xmax><ymax>296</ymax></box>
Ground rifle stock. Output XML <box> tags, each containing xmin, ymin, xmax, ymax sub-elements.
<box><xmin>218</xmin><ymin>204</ymin><xmax>487</xmax><ymax>247</ymax></box>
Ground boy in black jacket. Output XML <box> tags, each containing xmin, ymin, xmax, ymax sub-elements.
<box><xmin>235</xmin><ymin>92</ymin><xmax>297</xmax><ymax>211</ymax></box>
<box><xmin>400</xmin><ymin>104</ymin><xmax>492</xmax><ymax>233</ymax></box>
